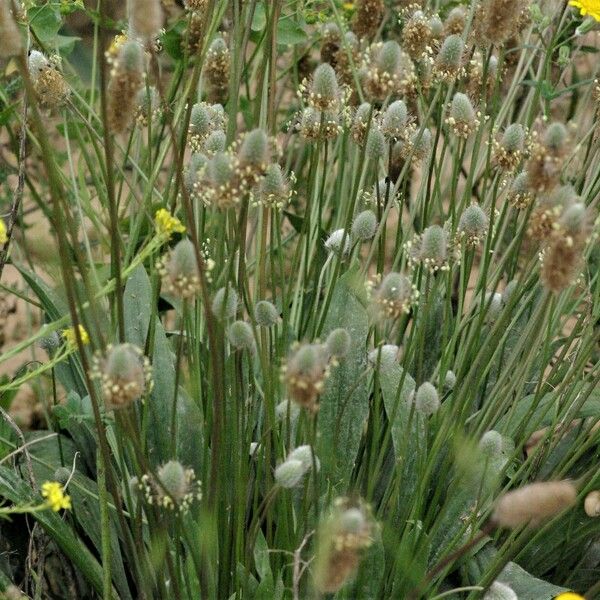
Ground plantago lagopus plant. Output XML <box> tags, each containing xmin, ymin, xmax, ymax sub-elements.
<box><xmin>0</xmin><ymin>0</ymin><xmax>599</xmax><ymax>598</ymax></box>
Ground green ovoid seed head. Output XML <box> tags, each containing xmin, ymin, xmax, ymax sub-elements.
<box><xmin>368</xmin><ymin>344</ymin><xmax>400</xmax><ymax>371</ymax></box>
<box><xmin>321</xmin><ymin>22</ymin><xmax>341</xmax><ymax>42</ymax></box>
<box><xmin>344</xmin><ymin>31</ymin><xmax>359</xmax><ymax>49</ymax></box>
<box><xmin>352</xmin><ymin>210</ymin><xmax>378</xmax><ymax>241</ymax></box>
<box><xmin>444</xmin><ymin>6</ymin><xmax>467</xmax><ymax>35</ymax></box>
<box><xmin>212</xmin><ymin>286</ymin><xmax>238</xmax><ymax>319</ymax></box>
<box><xmin>543</xmin><ymin>122</ymin><xmax>568</xmax><ymax>151</ymax></box>
<box><xmin>374</xmin><ymin>178</ymin><xmax>389</xmax><ymax>197</ymax></box>
<box><xmin>507</xmin><ymin>171</ymin><xmax>532</xmax><ymax>208</ymax></box>
<box><xmin>228</xmin><ymin>321</ymin><xmax>255</xmax><ymax>351</ymax></box>
<box><xmin>560</xmin><ymin>202</ymin><xmax>587</xmax><ymax>235</ymax></box>
<box><xmin>479</xmin><ymin>430</ymin><xmax>504</xmax><ymax>457</ymax></box>
<box><xmin>95</xmin><ymin>343</ymin><xmax>151</xmax><ymax>409</ymax></box>
<box><xmin>377</xmin><ymin>40</ymin><xmax>402</xmax><ymax>74</ymax></box>
<box><xmin>208</xmin><ymin>36</ymin><xmax>228</xmax><ymax>56</ymax></box>
<box><xmin>239</xmin><ymin>128</ymin><xmax>269</xmax><ymax>168</ymax></box>
<box><xmin>106</xmin><ymin>344</ymin><xmax>140</xmax><ymax>377</ymax></box>
<box><xmin>380</xmin><ymin>273</ymin><xmax>409</xmax><ymax>299</ymax></box>
<box><xmin>379</xmin><ymin>272</ymin><xmax>412</xmax><ymax>300</ymax></box>
<box><xmin>261</xmin><ymin>164</ymin><xmax>285</xmax><ymax>194</ymax></box>
<box><xmin>382</xmin><ymin>100</ymin><xmax>408</xmax><ymax>138</ymax></box>
<box><xmin>275</xmin><ymin>399</ymin><xmax>301</xmax><ymax>422</ymax></box>
<box><xmin>500</xmin><ymin>123</ymin><xmax>526</xmax><ymax>153</ymax></box>
<box><xmin>310</xmin><ymin>63</ymin><xmax>340</xmax><ymax>109</ymax></box>
<box><xmin>351</xmin><ymin>102</ymin><xmax>373</xmax><ymax>144</ymax></box>
<box><xmin>511</xmin><ymin>171</ymin><xmax>529</xmax><ymax>192</ymax></box>
<box><xmin>294</xmin><ymin>344</ymin><xmax>320</xmax><ymax>372</ymax></box>
<box><xmin>184</xmin><ymin>153</ymin><xmax>208</xmax><ymax>192</ymax></box>
<box><xmin>458</xmin><ymin>204</ymin><xmax>488</xmax><ymax>244</ymax></box>
<box><xmin>105</xmin><ymin>344</ymin><xmax>146</xmax><ymax>394</ymax></box>
<box><xmin>207</xmin><ymin>152</ymin><xmax>235</xmax><ymax>186</ymax></box>
<box><xmin>428</xmin><ymin>15</ymin><xmax>444</xmax><ymax>37</ymax></box>
<box><xmin>450</xmin><ymin>92</ymin><xmax>475</xmax><ymax>124</ymax></box>
<box><xmin>436</xmin><ymin>34</ymin><xmax>464</xmax><ymax>71</ymax></box>
<box><xmin>119</xmin><ymin>40</ymin><xmax>144</xmax><ymax>72</ymax></box>
<box><xmin>255</xmin><ymin>300</ymin><xmax>281</xmax><ymax>327</ymax></box>
<box><xmin>135</xmin><ymin>86</ymin><xmax>159</xmax><ymax>122</ymax></box>
<box><xmin>274</xmin><ymin>459</ymin><xmax>306</xmax><ymax>488</ymax></box>
<box><xmin>414</xmin><ymin>382</ymin><xmax>440</xmax><ymax>415</ymax></box>
<box><xmin>168</xmin><ymin>238</ymin><xmax>197</xmax><ymax>279</ymax></box>
<box><xmin>375</xmin><ymin>272</ymin><xmax>415</xmax><ymax>319</ymax></box>
<box><xmin>314</xmin><ymin>498</ymin><xmax>374</xmax><ymax>594</ymax></box>
<box><xmin>325</xmin><ymin>229</ymin><xmax>351</xmax><ymax>255</ymax></box>
<box><xmin>444</xmin><ymin>369</ymin><xmax>456</xmax><ymax>390</ymax></box>
<box><xmin>339</xmin><ymin>507</ymin><xmax>367</xmax><ymax>534</ymax></box>
<box><xmin>190</xmin><ymin>103</ymin><xmax>213</xmax><ymax>137</ymax></box>
<box><xmin>366</xmin><ymin>128</ymin><xmax>386</xmax><ymax>160</ymax></box>
<box><xmin>355</xmin><ymin>102</ymin><xmax>372</xmax><ymax>124</ymax></box>
<box><xmin>28</xmin><ymin>50</ymin><xmax>49</xmax><ymax>77</ymax></box>
<box><xmin>419</xmin><ymin>224</ymin><xmax>448</xmax><ymax>268</ymax></box>
<box><xmin>157</xmin><ymin>460</ymin><xmax>188</xmax><ymax>501</ymax></box>
<box><xmin>39</xmin><ymin>331</ymin><xmax>62</xmax><ymax>356</ymax></box>
<box><xmin>546</xmin><ymin>184</ymin><xmax>577</xmax><ymax>208</ymax></box>
<box><xmin>298</xmin><ymin>106</ymin><xmax>329</xmax><ymax>140</ymax></box>
<box><xmin>204</xmin><ymin>130</ymin><xmax>226</xmax><ymax>154</ymax></box>
<box><xmin>258</xmin><ymin>164</ymin><xmax>291</xmax><ymax>208</ymax></box>
<box><xmin>288</xmin><ymin>445</ymin><xmax>320</xmax><ymax>472</ymax></box>
<box><xmin>326</xmin><ymin>328</ymin><xmax>351</xmax><ymax>358</ymax></box>
<box><xmin>411</xmin><ymin>127</ymin><xmax>432</xmax><ymax>161</ymax></box>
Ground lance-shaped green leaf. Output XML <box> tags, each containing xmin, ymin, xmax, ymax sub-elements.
<box><xmin>318</xmin><ymin>262</ymin><xmax>369</xmax><ymax>490</ymax></box>
<box><xmin>124</xmin><ymin>265</ymin><xmax>173</xmax><ymax>464</ymax></box>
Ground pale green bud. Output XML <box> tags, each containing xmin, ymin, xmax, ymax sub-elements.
<box><xmin>228</xmin><ymin>321</ymin><xmax>255</xmax><ymax>351</ymax></box>
<box><xmin>255</xmin><ymin>300</ymin><xmax>281</xmax><ymax>327</ymax></box>
<box><xmin>352</xmin><ymin>210</ymin><xmax>378</xmax><ymax>241</ymax></box>
<box><xmin>212</xmin><ymin>286</ymin><xmax>238</xmax><ymax>319</ymax></box>
<box><xmin>414</xmin><ymin>382</ymin><xmax>440</xmax><ymax>415</ymax></box>
<box><xmin>326</xmin><ymin>328</ymin><xmax>351</xmax><ymax>358</ymax></box>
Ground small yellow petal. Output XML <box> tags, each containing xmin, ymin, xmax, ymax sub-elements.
<box><xmin>569</xmin><ymin>0</ymin><xmax>600</xmax><ymax>20</ymax></box>
<box><xmin>41</xmin><ymin>481</ymin><xmax>72</xmax><ymax>512</ymax></box>
<box><xmin>63</xmin><ymin>324</ymin><xmax>90</xmax><ymax>347</ymax></box>
<box><xmin>155</xmin><ymin>208</ymin><xmax>186</xmax><ymax>238</ymax></box>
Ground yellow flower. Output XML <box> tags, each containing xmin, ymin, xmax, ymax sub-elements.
<box><xmin>155</xmin><ymin>208</ymin><xmax>186</xmax><ymax>238</ymax></box>
<box><xmin>41</xmin><ymin>481</ymin><xmax>72</xmax><ymax>512</ymax></box>
<box><xmin>569</xmin><ymin>0</ymin><xmax>600</xmax><ymax>21</ymax></box>
<box><xmin>63</xmin><ymin>324</ymin><xmax>90</xmax><ymax>347</ymax></box>
<box><xmin>0</xmin><ymin>220</ymin><xmax>7</xmax><ymax>245</ymax></box>
<box><xmin>343</xmin><ymin>2</ymin><xmax>355</xmax><ymax>11</ymax></box>
<box><xmin>106</xmin><ymin>32</ymin><xmax>128</xmax><ymax>61</ymax></box>
<box><xmin>555</xmin><ymin>594</ymin><xmax>585</xmax><ymax>600</ymax></box>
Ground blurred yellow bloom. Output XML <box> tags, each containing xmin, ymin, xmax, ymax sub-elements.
<box><xmin>63</xmin><ymin>324</ymin><xmax>90</xmax><ymax>347</ymax></box>
<box><xmin>41</xmin><ymin>481</ymin><xmax>72</xmax><ymax>512</ymax></box>
<box><xmin>343</xmin><ymin>2</ymin><xmax>355</xmax><ymax>11</ymax></box>
<box><xmin>569</xmin><ymin>0</ymin><xmax>600</xmax><ymax>20</ymax></box>
<box><xmin>155</xmin><ymin>208</ymin><xmax>186</xmax><ymax>238</ymax></box>
<box><xmin>106</xmin><ymin>33</ymin><xmax>128</xmax><ymax>61</ymax></box>
<box><xmin>0</xmin><ymin>220</ymin><xmax>6</xmax><ymax>244</ymax></box>
<box><xmin>554</xmin><ymin>594</ymin><xmax>585</xmax><ymax>600</ymax></box>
